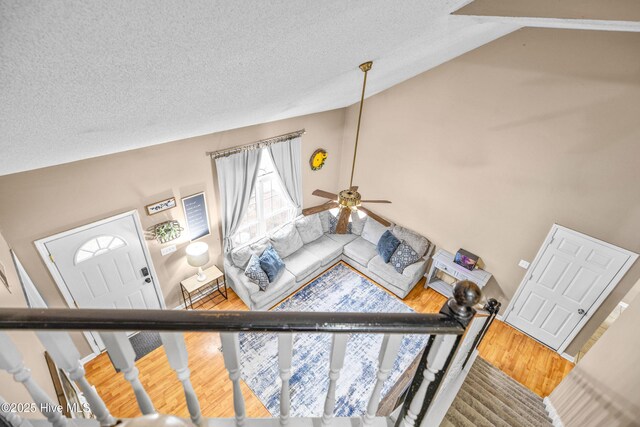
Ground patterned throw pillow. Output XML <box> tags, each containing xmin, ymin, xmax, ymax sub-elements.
<box><xmin>329</xmin><ymin>213</ymin><xmax>352</xmax><ymax>234</ymax></box>
<box><xmin>377</xmin><ymin>230</ymin><xmax>401</xmax><ymax>263</ymax></box>
<box><xmin>389</xmin><ymin>240</ymin><xmax>421</xmax><ymax>274</ymax></box>
<box><xmin>259</xmin><ymin>245</ymin><xmax>286</xmax><ymax>282</ymax></box>
<box><xmin>244</xmin><ymin>254</ymin><xmax>269</xmax><ymax>291</ymax></box>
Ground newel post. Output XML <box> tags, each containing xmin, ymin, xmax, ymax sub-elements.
<box><xmin>397</xmin><ymin>280</ymin><xmax>482</xmax><ymax>427</ymax></box>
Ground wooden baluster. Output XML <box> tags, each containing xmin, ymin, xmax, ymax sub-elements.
<box><xmin>277</xmin><ymin>333</ymin><xmax>293</xmax><ymax>426</ymax></box>
<box><xmin>402</xmin><ymin>334</ymin><xmax>456</xmax><ymax>427</ymax></box>
<box><xmin>321</xmin><ymin>334</ymin><xmax>349</xmax><ymax>426</ymax></box>
<box><xmin>363</xmin><ymin>334</ymin><xmax>403</xmax><ymax>426</ymax></box>
<box><xmin>0</xmin><ymin>395</ymin><xmax>33</xmax><ymax>427</ymax></box>
<box><xmin>99</xmin><ymin>331</ymin><xmax>155</xmax><ymax>415</ymax></box>
<box><xmin>38</xmin><ymin>331</ymin><xmax>116</xmax><ymax>426</ymax></box>
<box><xmin>220</xmin><ymin>332</ymin><xmax>246</xmax><ymax>427</ymax></box>
<box><xmin>159</xmin><ymin>332</ymin><xmax>203</xmax><ymax>426</ymax></box>
<box><xmin>0</xmin><ymin>332</ymin><xmax>67</xmax><ymax>427</ymax></box>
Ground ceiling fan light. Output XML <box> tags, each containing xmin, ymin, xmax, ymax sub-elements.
<box><xmin>356</xmin><ymin>209</ymin><xmax>367</xmax><ymax>219</ymax></box>
<box><xmin>329</xmin><ymin>207</ymin><xmax>340</xmax><ymax>217</ymax></box>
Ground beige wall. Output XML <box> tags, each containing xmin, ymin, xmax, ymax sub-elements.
<box><xmin>339</xmin><ymin>28</ymin><xmax>640</xmax><ymax>356</ymax></box>
<box><xmin>0</xmin><ymin>230</ymin><xmax>55</xmax><ymax>416</ymax></box>
<box><xmin>549</xmin><ymin>292</ymin><xmax>640</xmax><ymax>426</ymax></box>
<box><xmin>0</xmin><ymin>109</ymin><xmax>345</xmax><ymax>355</ymax></box>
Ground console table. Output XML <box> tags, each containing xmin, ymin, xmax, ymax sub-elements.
<box><xmin>425</xmin><ymin>249</ymin><xmax>492</xmax><ymax>297</ymax></box>
<box><xmin>180</xmin><ymin>265</ymin><xmax>228</xmax><ymax>309</ymax></box>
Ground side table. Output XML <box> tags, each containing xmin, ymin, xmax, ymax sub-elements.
<box><xmin>180</xmin><ymin>265</ymin><xmax>228</xmax><ymax>309</ymax></box>
<box><xmin>425</xmin><ymin>249</ymin><xmax>492</xmax><ymax>297</ymax></box>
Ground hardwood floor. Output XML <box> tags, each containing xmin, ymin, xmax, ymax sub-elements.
<box><xmin>84</xmin><ymin>267</ymin><xmax>573</xmax><ymax>418</ymax></box>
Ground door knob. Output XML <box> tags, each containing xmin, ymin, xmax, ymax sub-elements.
<box><xmin>145</xmin><ymin>278</ymin><xmax>152</xmax><ymax>284</ymax></box>
<box><xmin>578</xmin><ymin>308</ymin><xmax>585</xmax><ymax>315</ymax></box>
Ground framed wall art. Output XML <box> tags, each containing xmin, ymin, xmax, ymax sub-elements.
<box><xmin>145</xmin><ymin>197</ymin><xmax>177</xmax><ymax>215</ymax></box>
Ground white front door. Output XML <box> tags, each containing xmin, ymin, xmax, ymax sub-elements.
<box><xmin>505</xmin><ymin>225</ymin><xmax>636</xmax><ymax>351</ymax></box>
<box><xmin>39</xmin><ymin>212</ymin><xmax>163</xmax><ymax>351</ymax></box>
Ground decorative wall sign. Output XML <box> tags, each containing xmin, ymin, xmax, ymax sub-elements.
<box><xmin>146</xmin><ymin>197</ymin><xmax>177</xmax><ymax>215</ymax></box>
<box><xmin>182</xmin><ymin>192</ymin><xmax>211</xmax><ymax>241</ymax></box>
<box><xmin>310</xmin><ymin>148</ymin><xmax>327</xmax><ymax>171</ymax></box>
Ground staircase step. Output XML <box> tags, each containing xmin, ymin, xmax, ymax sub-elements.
<box><xmin>443</xmin><ymin>405</ymin><xmax>478</xmax><ymax>427</ymax></box>
<box><xmin>467</xmin><ymin>365</ymin><xmax>549</xmax><ymax>417</ymax></box>
<box><xmin>442</xmin><ymin>357</ymin><xmax>553</xmax><ymax>427</ymax></box>
<box><xmin>457</xmin><ymin>387</ymin><xmax>514</xmax><ymax>427</ymax></box>
<box><xmin>463</xmin><ymin>374</ymin><xmax>544</xmax><ymax>427</ymax></box>
<box><xmin>451</xmin><ymin>394</ymin><xmax>495</xmax><ymax>427</ymax></box>
<box><xmin>475</xmin><ymin>358</ymin><xmax>543</xmax><ymax>401</ymax></box>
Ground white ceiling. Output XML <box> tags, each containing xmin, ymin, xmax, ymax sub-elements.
<box><xmin>0</xmin><ymin>1</ymin><xmax>518</xmax><ymax>176</ymax></box>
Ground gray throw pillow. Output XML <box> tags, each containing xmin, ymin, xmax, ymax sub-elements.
<box><xmin>389</xmin><ymin>240</ymin><xmax>421</xmax><ymax>274</ymax></box>
<box><xmin>295</xmin><ymin>214</ymin><xmax>324</xmax><ymax>243</ymax></box>
<box><xmin>392</xmin><ymin>225</ymin><xmax>431</xmax><ymax>258</ymax></box>
<box><xmin>361</xmin><ymin>216</ymin><xmax>390</xmax><ymax>245</ymax></box>
<box><xmin>319</xmin><ymin>211</ymin><xmax>331</xmax><ymax>233</ymax></box>
<box><xmin>351</xmin><ymin>212</ymin><xmax>367</xmax><ymax>235</ymax></box>
<box><xmin>244</xmin><ymin>254</ymin><xmax>269</xmax><ymax>291</ymax></box>
<box><xmin>231</xmin><ymin>243</ymin><xmax>253</xmax><ymax>269</ymax></box>
<box><xmin>270</xmin><ymin>223</ymin><xmax>304</xmax><ymax>258</ymax></box>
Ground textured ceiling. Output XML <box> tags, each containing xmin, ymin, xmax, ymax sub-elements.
<box><xmin>0</xmin><ymin>1</ymin><xmax>517</xmax><ymax>175</ymax></box>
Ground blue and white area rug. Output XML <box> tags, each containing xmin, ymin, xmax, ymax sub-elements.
<box><xmin>238</xmin><ymin>262</ymin><xmax>429</xmax><ymax>417</ymax></box>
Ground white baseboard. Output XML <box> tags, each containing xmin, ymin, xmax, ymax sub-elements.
<box><xmin>560</xmin><ymin>352</ymin><xmax>576</xmax><ymax>363</ymax></box>
<box><xmin>80</xmin><ymin>352</ymin><xmax>99</xmax><ymax>365</ymax></box>
<box><xmin>543</xmin><ymin>397</ymin><xmax>565</xmax><ymax>427</ymax></box>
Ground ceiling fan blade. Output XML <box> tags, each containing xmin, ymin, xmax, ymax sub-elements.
<box><xmin>312</xmin><ymin>189</ymin><xmax>339</xmax><ymax>200</ymax></box>
<box><xmin>350</xmin><ymin>185</ymin><xmax>359</xmax><ymax>192</ymax></box>
<box><xmin>361</xmin><ymin>200</ymin><xmax>392</xmax><ymax>204</ymax></box>
<box><xmin>359</xmin><ymin>206</ymin><xmax>392</xmax><ymax>227</ymax></box>
<box><xmin>302</xmin><ymin>201</ymin><xmax>339</xmax><ymax>216</ymax></box>
<box><xmin>335</xmin><ymin>208</ymin><xmax>351</xmax><ymax>234</ymax></box>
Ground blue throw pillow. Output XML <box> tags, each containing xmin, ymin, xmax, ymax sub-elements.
<box><xmin>244</xmin><ymin>254</ymin><xmax>269</xmax><ymax>291</ymax></box>
<box><xmin>259</xmin><ymin>245</ymin><xmax>285</xmax><ymax>283</ymax></box>
<box><xmin>389</xmin><ymin>240</ymin><xmax>421</xmax><ymax>274</ymax></box>
<box><xmin>377</xmin><ymin>230</ymin><xmax>401</xmax><ymax>263</ymax></box>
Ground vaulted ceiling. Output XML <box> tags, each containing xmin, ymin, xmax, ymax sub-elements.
<box><xmin>0</xmin><ymin>1</ymin><xmax>521</xmax><ymax>176</ymax></box>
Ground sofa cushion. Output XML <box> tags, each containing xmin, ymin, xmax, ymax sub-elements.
<box><xmin>389</xmin><ymin>241</ymin><xmax>421</xmax><ymax>273</ymax></box>
<box><xmin>259</xmin><ymin>246</ymin><xmax>286</xmax><ymax>282</ymax></box>
<box><xmin>303</xmin><ymin>235</ymin><xmax>343</xmax><ymax>266</ymax></box>
<box><xmin>319</xmin><ymin>211</ymin><xmax>331</xmax><ymax>233</ymax></box>
<box><xmin>351</xmin><ymin>212</ymin><xmax>367</xmax><ymax>236</ymax></box>
<box><xmin>361</xmin><ymin>217</ymin><xmax>390</xmax><ymax>245</ymax></box>
<box><xmin>295</xmin><ymin>214</ymin><xmax>323</xmax><ymax>244</ymax></box>
<box><xmin>368</xmin><ymin>255</ymin><xmax>413</xmax><ymax>290</ymax></box>
<box><xmin>329</xmin><ymin>213</ymin><xmax>352</xmax><ymax>234</ymax></box>
<box><xmin>249</xmin><ymin>269</ymin><xmax>296</xmax><ymax>305</ymax></box>
<box><xmin>377</xmin><ymin>230</ymin><xmax>401</xmax><ymax>263</ymax></box>
<box><xmin>231</xmin><ymin>243</ymin><xmax>253</xmax><ymax>269</ymax></box>
<box><xmin>392</xmin><ymin>225</ymin><xmax>431</xmax><ymax>258</ymax></box>
<box><xmin>344</xmin><ymin>237</ymin><xmax>378</xmax><ymax>267</ymax></box>
<box><xmin>326</xmin><ymin>233</ymin><xmax>359</xmax><ymax>245</ymax></box>
<box><xmin>251</xmin><ymin>237</ymin><xmax>270</xmax><ymax>257</ymax></box>
<box><xmin>244</xmin><ymin>254</ymin><xmax>269</xmax><ymax>290</ymax></box>
<box><xmin>270</xmin><ymin>223</ymin><xmax>304</xmax><ymax>259</ymax></box>
<box><xmin>283</xmin><ymin>248</ymin><xmax>322</xmax><ymax>281</ymax></box>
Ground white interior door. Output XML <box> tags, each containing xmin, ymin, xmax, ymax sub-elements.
<box><xmin>505</xmin><ymin>225</ymin><xmax>636</xmax><ymax>351</ymax></box>
<box><xmin>39</xmin><ymin>212</ymin><xmax>163</xmax><ymax>351</ymax></box>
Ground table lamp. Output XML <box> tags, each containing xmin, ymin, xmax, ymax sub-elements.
<box><xmin>186</xmin><ymin>241</ymin><xmax>209</xmax><ymax>281</ymax></box>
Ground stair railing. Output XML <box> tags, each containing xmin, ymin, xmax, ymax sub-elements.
<box><xmin>0</xmin><ymin>282</ymin><xmax>484</xmax><ymax>427</ymax></box>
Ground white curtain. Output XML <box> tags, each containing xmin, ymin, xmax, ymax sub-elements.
<box><xmin>267</xmin><ymin>136</ymin><xmax>303</xmax><ymax>214</ymax></box>
<box><xmin>215</xmin><ymin>149</ymin><xmax>263</xmax><ymax>252</ymax></box>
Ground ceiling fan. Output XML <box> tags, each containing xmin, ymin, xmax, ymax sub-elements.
<box><xmin>302</xmin><ymin>61</ymin><xmax>391</xmax><ymax>233</ymax></box>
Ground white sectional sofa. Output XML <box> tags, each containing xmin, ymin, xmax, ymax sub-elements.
<box><xmin>224</xmin><ymin>212</ymin><xmax>434</xmax><ymax>310</ymax></box>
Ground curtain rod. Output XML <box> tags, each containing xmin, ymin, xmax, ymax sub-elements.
<box><xmin>206</xmin><ymin>129</ymin><xmax>306</xmax><ymax>159</ymax></box>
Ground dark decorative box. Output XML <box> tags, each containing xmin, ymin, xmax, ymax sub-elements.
<box><xmin>454</xmin><ymin>248</ymin><xmax>479</xmax><ymax>271</ymax></box>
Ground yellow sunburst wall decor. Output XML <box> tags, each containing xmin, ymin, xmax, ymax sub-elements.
<box><xmin>310</xmin><ymin>148</ymin><xmax>327</xmax><ymax>170</ymax></box>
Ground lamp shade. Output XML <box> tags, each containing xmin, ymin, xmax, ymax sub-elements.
<box><xmin>185</xmin><ymin>242</ymin><xmax>209</xmax><ymax>268</ymax></box>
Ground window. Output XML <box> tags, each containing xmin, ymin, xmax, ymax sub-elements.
<box><xmin>75</xmin><ymin>235</ymin><xmax>126</xmax><ymax>264</ymax></box>
<box><xmin>232</xmin><ymin>152</ymin><xmax>297</xmax><ymax>247</ymax></box>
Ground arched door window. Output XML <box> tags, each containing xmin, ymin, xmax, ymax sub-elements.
<box><xmin>75</xmin><ymin>235</ymin><xmax>126</xmax><ymax>264</ymax></box>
